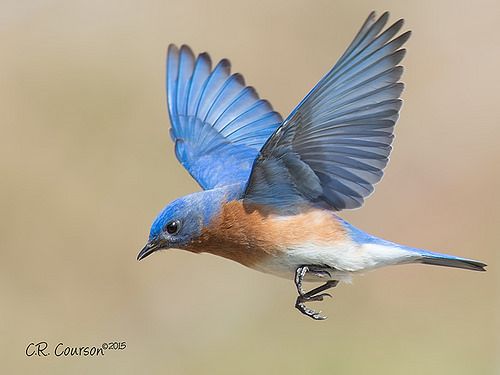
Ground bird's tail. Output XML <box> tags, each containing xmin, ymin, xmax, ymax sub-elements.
<box><xmin>411</xmin><ymin>249</ymin><xmax>486</xmax><ymax>272</ymax></box>
<box><xmin>338</xmin><ymin>217</ymin><xmax>487</xmax><ymax>272</ymax></box>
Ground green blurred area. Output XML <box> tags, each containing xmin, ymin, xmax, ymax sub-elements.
<box><xmin>1</xmin><ymin>0</ymin><xmax>499</xmax><ymax>373</ymax></box>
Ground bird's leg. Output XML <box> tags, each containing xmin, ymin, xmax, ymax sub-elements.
<box><xmin>294</xmin><ymin>266</ymin><xmax>332</xmax><ymax>295</ymax></box>
<box><xmin>295</xmin><ymin>280</ymin><xmax>339</xmax><ymax>320</ymax></box>
<box><xmin>294</xmin><ymin>266</ymin><xmax>339</xmax><ymax>320</ymax></box>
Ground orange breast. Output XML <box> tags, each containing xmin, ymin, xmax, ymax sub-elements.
<box><xmin>184</xmin><ymin>200</ymin><xmax>347</xmax><ymax>269</ymax></box>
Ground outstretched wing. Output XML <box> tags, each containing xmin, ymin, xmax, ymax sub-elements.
<box><xmin>166</xmin><ymin>45</ymin><xmax>282</xmax><ymax>190</ymax></box>
<box><xmin>244</xmin><ymin>12</ymin><xmax>410</xmax><ymax>211</ymax></box>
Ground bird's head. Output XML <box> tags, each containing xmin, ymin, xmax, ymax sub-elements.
<box><xmin>137</xmin><ymin>195</ymin><xmax>205</xmax><ymax>260</ymax></box>
<box><xmin>137</xmin><ymin>191</ymin><xmax>224</xmax><ymax>260</ymax></box>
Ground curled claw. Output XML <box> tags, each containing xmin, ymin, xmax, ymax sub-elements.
<box><xmin>306</xmin><ymin>293</ymin><xmax>332</xmax><ymax>302</ymax></box>
<box><xmin>313</xmin><ymin>312</ymin><xmax>327</xmax><ymax>321</ymax></box>
<box><xmin>294</xmin><ymin>266</ymin><xmax>339</xmax><ymax>320</ymax></box>
<box><xmin>295</xmin><ymin>300</ymin><xmax>327</xmax><ymax>320</ymax></box>
<box><xmin>312</xmin><ymin>270</ymin><xmax>332</xmax><ymax>279</ymax></box>
<box><xmin>295</xmin><ymin>293</ymin><xmax>332</xmax><ymax>319</ymax></box>
<box><xmin>295</xmin><ymin>297</ymin><xmax>327</xmax><ymax>320</ymax></box>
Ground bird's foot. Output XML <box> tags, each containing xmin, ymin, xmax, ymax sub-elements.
<box><xmin>294</xmin><ymin>266</ymin><xmax>339</xmax><ymax>321</ymax></box>
<box><xmin>295</xmin><ymin>293</ymin><xmax>332</xmax><ymax>320</ymax></box>
<box><xmin>294</xmin><ymin>265</ymin><xmax>332</xmax><ymax>295</ymax></box>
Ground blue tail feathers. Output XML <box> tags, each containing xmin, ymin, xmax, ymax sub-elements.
<box><xmin>339</xmin><ymin>217</ymin><xmax>487</xmax><ymax>272</ymax></box>
<box><xmin>411</xmin><ymin>249</ymin><xmax>486</xmax><ymax>272</ymax></box>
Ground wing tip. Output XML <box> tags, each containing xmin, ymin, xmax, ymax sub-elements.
<box><xmin>231</xmin><ymin>72</ymin><xmax>245</xmax><ymax>86</ymax></box>
<box><xmin>167</xmin><ymin>44</ymin><xmax>179</xmax><ymax>64</ymax></box>
<box><xmin>372</xmin><ymin>11</ymin><xmax>409</xmax><ymax>37</ymax></box>
<box><xmin>367</xmin><ymin>10</ymin><xmax>377</xmax><ymax>22</ymax></box>
<box><xmin>179</xmin><ymin>44</ymin><xmax>195</xmax><ymax>58</ymax></box>
<box><xmin>217</xmin><ymin>58</ymin><xmax>232</xmax><ymax>71</ymax></box>
<box><xmin>378</xmin><ymin>11</ymin><xmax>390</xmax><ymax>23</ymax></box>
<box><xmin>398</xmin><ymin>30</ymin><xmax>412</xmax><ymax>44</ymax></box>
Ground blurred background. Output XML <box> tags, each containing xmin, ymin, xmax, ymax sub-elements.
<box><xmin>1</xmin><ymin>0</ymin><xmax>499</xmax><ymax>373</ymax></box>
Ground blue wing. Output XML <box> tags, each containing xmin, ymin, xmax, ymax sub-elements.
<box><xmin>245</xmin><ymin>12</ymin><xmax>410</xmax><ymax>210</ymax></box>
<box><xmin>166</xmin><ymin>45</ymin><xmax>282</xmax><ymax>190</ymax></box>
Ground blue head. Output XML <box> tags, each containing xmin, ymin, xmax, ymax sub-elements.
<box><xmin>137</xmin><ymin>189</ymin><xmax>230</xmax><ymax>260</ymax></box>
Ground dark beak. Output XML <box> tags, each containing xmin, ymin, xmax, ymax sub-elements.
<box><xmin>137</xmin><ymin>240</ymin><xmax>163</xmax><ymax>261</ymax></box>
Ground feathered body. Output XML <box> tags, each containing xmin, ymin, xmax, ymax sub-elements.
<box><xmin>138</xmin><ymin>11</ymin><xmax>486</xmax><ymax>319</ymax></box>
<box><xmin>167</xmin><ymin>191</ymin><xmax>485</xmax><ymax>282</ymax></box>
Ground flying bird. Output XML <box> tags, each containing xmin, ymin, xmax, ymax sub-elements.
<box><xmin>137</xmin><ymin>11</ymin><xmax>486</xmax><ymax>320</ymax></box>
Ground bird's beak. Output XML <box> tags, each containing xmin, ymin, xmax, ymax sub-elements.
<box><xmin>137</xmin><ymin>240</ymin><xmax>163</xmax><ymax>261</ymax></box>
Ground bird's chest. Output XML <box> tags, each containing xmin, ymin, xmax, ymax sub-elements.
<box><xmin>185</xmin><ymin>207</ymin><xmax>281</xmax><ymax>268</ymax></box>
<box><xmin>185</xmin><ymin>201</ymin><xmax>348</xmax><ymax>272</ymax></box>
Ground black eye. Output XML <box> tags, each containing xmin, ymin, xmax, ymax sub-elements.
<box><xmin>165</xmin><ymin>220</ymin><xmax>180</xmax><ymax>235</ymax></box>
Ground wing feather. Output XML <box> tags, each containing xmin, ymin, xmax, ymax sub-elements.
<box><xmin>244</xmin><ymin>12</ymin><xmax>410</xmax><ymax>211</ymax></box>
<box><xmin>166</xmin><ymin>45</ymin><xmax>282</xmax><ymax>189</ymax></box>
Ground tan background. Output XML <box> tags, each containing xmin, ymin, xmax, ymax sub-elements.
<box><xmin>1</xmin><ymin>0</ymin><xmax>499</xmax><ymax>373</ymax></box>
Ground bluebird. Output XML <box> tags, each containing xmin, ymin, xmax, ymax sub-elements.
<box><xmin>137</xmin><ymin>11</ymin><xmax>486</xmax><ymax>320</ymax></box>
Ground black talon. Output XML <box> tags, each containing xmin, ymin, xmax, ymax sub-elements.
<box><xmin>294</xmin><ymin>266</ymin><xmax>339</xmax><ymax>320</ymax></box>
<box><xmin>306</xmin><ymin>293</ymin><xmax>332</xmax><ymax>302</ymax></box>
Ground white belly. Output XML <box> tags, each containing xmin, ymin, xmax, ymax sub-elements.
<box><xmin>254</xmin><ymin>240</ymin><xmax>417</xmax><ymax>282</ymax></box>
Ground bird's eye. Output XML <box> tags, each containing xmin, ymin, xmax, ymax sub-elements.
<box><xmin>165</xmin><ymin>220</ymin><xmax>180</xmax><ymax>235</ymax></box>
